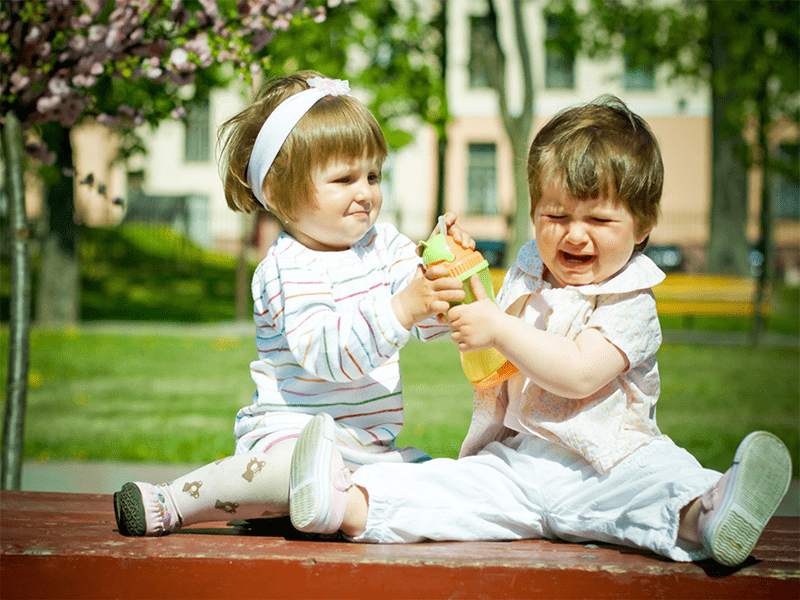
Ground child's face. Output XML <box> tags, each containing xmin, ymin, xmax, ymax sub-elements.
<box><xmin>533</xmin><ymin>177</ymin><xmax>650</xmax><ymax>288</ymax></box>
<box><xmin>285</xmin><ymin>153</ymin><xmax>383</xmax><ymax>252</ymax></box>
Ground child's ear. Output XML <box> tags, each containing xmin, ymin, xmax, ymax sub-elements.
<box><xmin>636</xmin><ymin>223</ymin><xmax>654</xmax><ymax>245</ymax></box>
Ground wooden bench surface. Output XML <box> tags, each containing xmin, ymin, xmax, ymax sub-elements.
<box><xmin>2</xmin><ymin>491</ymin><xmax>798</xmax><ymax>599</ymax></box>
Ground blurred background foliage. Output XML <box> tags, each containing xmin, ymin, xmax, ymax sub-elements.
<box><xmin>2</xmin><ymin>224</ymin><xmax>798</xmax><ymax>333</ymax></box>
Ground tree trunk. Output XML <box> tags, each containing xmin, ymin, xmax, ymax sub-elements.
<box><xmin>484</xmin><ymin>0</ymin><xmax>534</xmax><ymax>269</ymax></box>
<box><xmin>706</xmin><ymin>0</ymin><xmax>751</xmax><ymax>276</ymax></box>
<box><xmin>433</xmin><ymin>0</ymin><xmax>449</xmax><ymax>230</ymax></box>
<box><xmin>2</xmin><ymin>112</ymin><xmax>31</xmax><ymax>490</ymax></box>
<box><xmin>236</xmin><ymin>213</ymin><xmax>254</xmax><ymax>321</ymax></box>
<box><xmin>751</xmin><ymin>93</ymin><xmax>773</xmax><ymax>344</ymax></box>
<box><xmin>36</xmin><ymin>123</ymin><xmax>80</xmax><ymax>325</ymax></box>
<box><xmin>508</xmin><ymin>130</ymin><xmax>531</xmax><ymax>266</ymax></box>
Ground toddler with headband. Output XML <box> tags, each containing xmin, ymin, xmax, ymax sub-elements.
<box><xmin>113</xmin><ymin>70</ymin><xmax>471</xmax><ymax>536</ymax></box>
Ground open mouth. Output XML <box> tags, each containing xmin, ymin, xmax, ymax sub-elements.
<box><xmin>561</xmin><ymin>251</ymin><xmax>594</xmax><ymax>265</ymax></box>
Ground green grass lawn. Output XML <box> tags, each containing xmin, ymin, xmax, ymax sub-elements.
<box><xmin>2</xmin><ymin>330</ymin><xmax>797</xmax><ymax>478</ymax></box>
<box><xmin>3</xmin><ymin>224</ymin><xmax>798</xmax><ymax>336</ymax></box>
<box><xmin>1</xmin><ymin>225</ymin><xmax>798</xmax><ymax>476</ymax></box>
<box><xmin>1</xmin><ymin>225</ymin><xmax>250</xmax><ymax>323</ymax></box>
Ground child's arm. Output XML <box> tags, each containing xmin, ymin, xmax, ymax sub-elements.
<box><xmin>391</xmin><ymin>211</ymin><xmax>473</xmax><ymax>331</ymax></box>
<box><xmin>447</xmin><ymin>276</ymin><xmax>628</xmax><ymax>399</ymax></box>
<box><xmin>275</xmin><ymin>226</ymin><xmax>463</xmax><ymax>383</ymax></box>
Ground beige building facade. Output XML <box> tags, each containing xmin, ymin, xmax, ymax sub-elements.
<box><xmin>443</xmin><ymin>0</ymin><xmax>797</xmax><ymax>275</ymax></box>
<box><xmin>23</xmin><ymin>0</ymin><xmax>798</xmax><ymax>278</ymax></box>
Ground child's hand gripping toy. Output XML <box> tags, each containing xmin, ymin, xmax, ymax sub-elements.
<box><xmin>420</xmin><ymin>218</ymin><xmax>518</xmax><ymax>388</ymax></box>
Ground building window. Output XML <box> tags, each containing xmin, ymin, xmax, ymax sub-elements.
<box><xmin>545</xmin><ymin>15</ymin><xmax>575</xmax><ymax>89</ymax></box>
<box><xmin>469</xmin><ymin>15</ymin><xmax>493</xmax><ymax>89</ymax></box>
<box><xmin>623</xmin><ymin>53</ymin><xmax>655</xmax><ymax>90</ymax></box>
<box><xmin>466</xmin><ymin>143</ymin><xmax>498</xmax><ymax>216</ymax></box>
<box><xmin>184</xmin><ymin>99</ymin><xmax>210</xmax><ymax>162</ymax></box>
<box><xmin>772</xmin><ymin>143</ymin><xmax>799</xmax><ymax>219</ymax></box>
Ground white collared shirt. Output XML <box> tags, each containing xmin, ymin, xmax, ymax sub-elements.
<box><xmin>460</xmin><ymin>241</ymin><xmax>669</xmax><ymax>474</ymax></box>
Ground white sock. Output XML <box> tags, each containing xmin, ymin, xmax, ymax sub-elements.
<box><xmin>165</xmin><ymin>439</ymin><xmax>295</xmax><ymax>527</ymax></box>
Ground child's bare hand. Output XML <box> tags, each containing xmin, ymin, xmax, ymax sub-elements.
<box><xmin>391</xmin><ymin>267</ymin><xmax>466</xmax><ymax>330</ymax></box>
<box><xmin>422</xmin><ymin>263</ymin><xmax>451</xmax><ymax>281</ymax></box>
<box><xmin>436</xmin><ymin>212</ymin><xmax>475</xmax><ymax>250</ymax></box>
<box><xmin>448</xmin><ymin>275</ymin><xmax>502</xmax><ymax>352</ymax></box>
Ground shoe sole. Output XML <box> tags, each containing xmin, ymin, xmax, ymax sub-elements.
<box><xmin>114</xmin><ymin>482</ymin><xmax>147</xmax><ymax>537</ymax></box>
<box><xmin>290</xmin><ymin>413</ymin><xmax>335</xmax><ymax>533</ymax></box>
<box><xmin>704</xmin><ymin>431</ymin><xmax>792</xmax><ymax>566</ymax></box>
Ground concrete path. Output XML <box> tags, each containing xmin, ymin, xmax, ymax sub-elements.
<box><xmin>20</xmin><ymin>460</ymin><xmax>204</xmax><ymax>495</ymax></box>
<box><xmin>17</xmin><ymin>321</ymin><xmax>799</xmax><ymax>516</ymax></box>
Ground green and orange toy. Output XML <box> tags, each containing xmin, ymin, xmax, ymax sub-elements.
<box><xmin>419</xmin><ymin>218</ymin><xmax>518</xmax><ymax>388</ymax></box>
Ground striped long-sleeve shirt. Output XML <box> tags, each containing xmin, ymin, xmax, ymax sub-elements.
<box><xmin>234</xmin><ymin>223</ymin><xmax>449</xmax><ymax>462</ymax></box>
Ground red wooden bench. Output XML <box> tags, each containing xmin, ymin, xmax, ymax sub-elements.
<box><xmin>2</xmin><ymin>491</ymin><xmax>798</xmax><ymax>599</ymax></box>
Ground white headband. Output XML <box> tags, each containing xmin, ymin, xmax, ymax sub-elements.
<box><xmin>247</xmin><ymin>77</ymin><xmax>351</xmax><ymax>208</ymax></box>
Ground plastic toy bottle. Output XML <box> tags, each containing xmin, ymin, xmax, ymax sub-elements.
<box><xmin>419</xmin><ymin>218</ymin><xmax>518</xmax><ymax>388</ymax></box>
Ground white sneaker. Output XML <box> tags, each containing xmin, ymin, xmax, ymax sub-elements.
<box><xmin>290</xmin><ymin>413</ymin><xmax>352</xmax><ymax>534</ymax></box>
<box><xmin>697</xmin><ymin>431</ymin><xmax>792</xmax><ymax>566</ymax></box>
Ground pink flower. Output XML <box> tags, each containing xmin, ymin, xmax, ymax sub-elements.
<box><xmin>313</xmin><ymin>9</ymin><xmax>327</xmax><ymax>24</ymax></box>
<box><xmin>10</xmin><ymin>72</ymin><xmax>30</xmax><ymax>93</ymax></box>
<box><xmin>105</xmin><ymin>27</ymin><xmax>119</xmax><ymax>48</ymax></box>
<box><xmin>81</xmin><ymin>0</ymin><xmax>103</xmax><ymax>15</ymax></box>
<box><xmin>307</xmin><ymin>77</ymin><xmax>350</xmax><ymax>96</ymax></box>
<box><xmin>143</xmin><ymin>58</ymin><xmax>162</xmax><ymax>79</ymax></box>
<box><xmin>72</xmin><ymin>74</ymin><xmax>97</xmax><ymax>87</ymax></box>
<box><xmin>169</xmin><ymin>48</ymin><xmax>189</xmax><ymax>68</ymax></box>
<box><xmin>48</xmin><ymin>78</ymin><xmax>70</xmax><ymax>96</ymax></box>
<box><xmin>72</xmin><ymin>14</ymin><xmax>92</xmax><ymax>29</ymax></box>
<box><xmin>198</xmin><ymin>0</ymin><xmax>219</xmax><ymax>18</ymax></box>
<box><xmin>36</xmin><ymin>95</ymin><xmax>60</xmax><ymax>114</ymax></box>
<box><xmin>88</xmin><ymin>25</ymin><xmax>104</xmax><ymax>43</ymax></box>
<box><xmin>25</xmin><ymin>26</ymin><xmax>42</xmax><ymax>44</ymax></box>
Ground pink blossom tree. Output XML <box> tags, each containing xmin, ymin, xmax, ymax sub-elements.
<box><xmin>0</xmin><ymin>0</ymin><xmax>336</xmax><ymax>489</ymax></box>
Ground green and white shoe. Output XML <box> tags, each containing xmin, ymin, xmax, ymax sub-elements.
<box><xmin>698</xmin><ymin>431</ymin><xmax>792</xmax><ymax>567</ymax></box>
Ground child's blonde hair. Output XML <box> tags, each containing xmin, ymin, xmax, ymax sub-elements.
<box><xmin>218</xmin><ymin>70</ymin><xmax>388</xmax><ymax>220</ymax></box>
<box><xmin>528</xmin><ymin>95</ymin><xmax>663</xmax><ymax>251</ymax></box>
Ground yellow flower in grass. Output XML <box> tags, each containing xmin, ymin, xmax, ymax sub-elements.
<box><xmin>213</xmin><ymin>337</ymin><xmax>239</xmax><ymax>351</ymax></box>
<box><xmin>28</xmin><ymin>369</ymin><xmax>43</xmax><ymax>388</ymax></box>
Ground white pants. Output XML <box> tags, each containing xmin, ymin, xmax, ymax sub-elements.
<box><xmin>351</xmin><ymin>434</ymin><xmax>721</xmax><ymax>562</ymax></box>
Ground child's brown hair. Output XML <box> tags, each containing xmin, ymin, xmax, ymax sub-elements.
<box><xmin>218</xmin><ymin>70</ymin><xmax>388</xmax><ymax>220</ymax></box>
<box><xmin>528</xmin><ymin>95</ymin><xmax>663</xmax><ymax>251</ymax></box>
